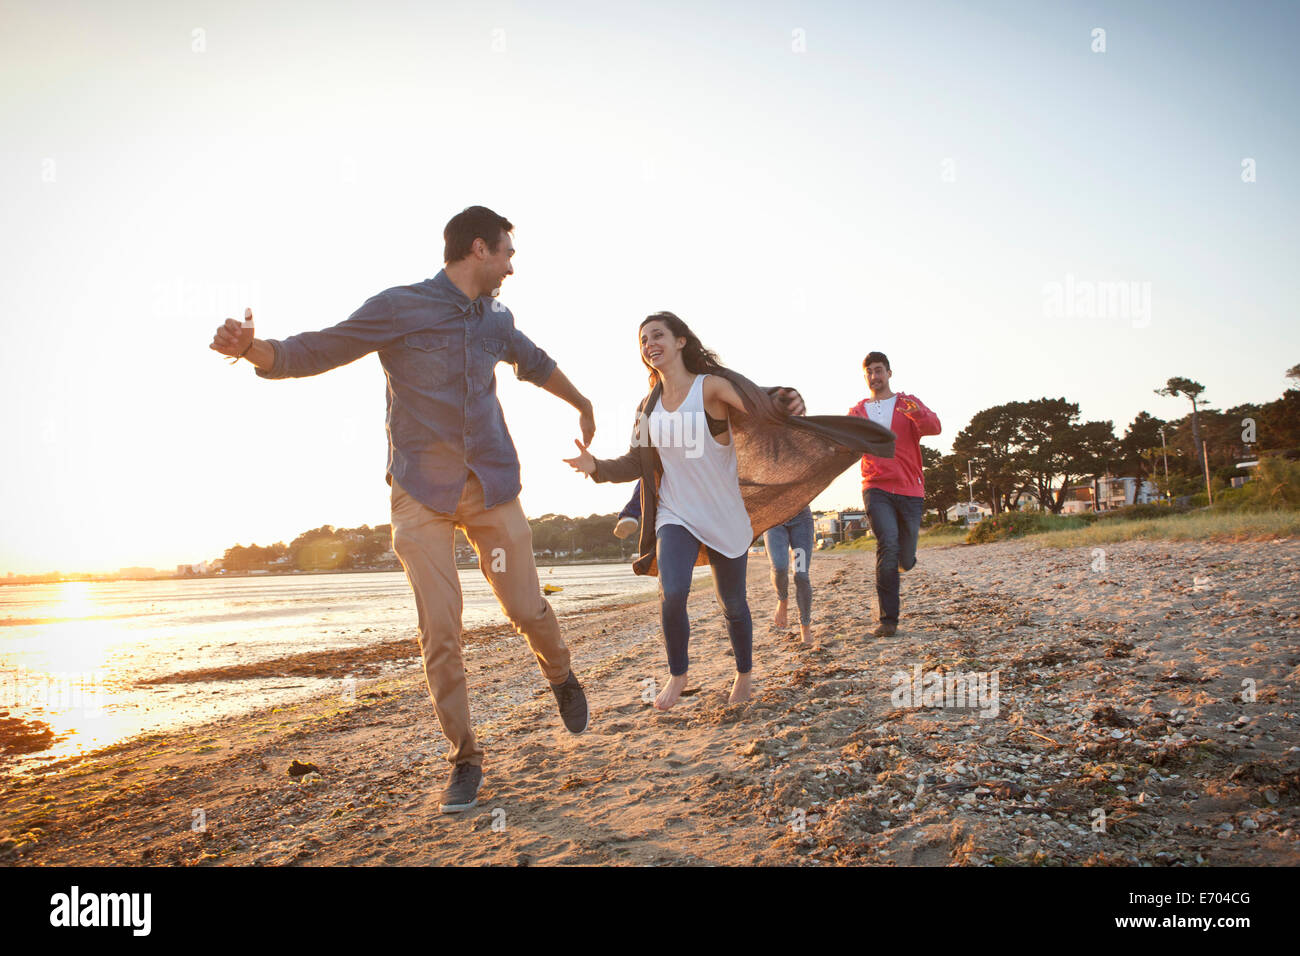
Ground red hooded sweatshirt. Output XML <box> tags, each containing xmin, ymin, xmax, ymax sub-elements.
<box><xmin>847</xmin><ymin>392</ymin><xmax>941</xmax><ymax>497</ymax></box>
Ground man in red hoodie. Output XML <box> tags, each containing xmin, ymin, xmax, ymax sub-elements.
<box><xmin>848</xmin><ymin>352</ymin><xmax>942</xmax><ymax>638</ymax></box>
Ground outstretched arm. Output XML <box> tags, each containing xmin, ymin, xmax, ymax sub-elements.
<box><xmin>539</xmin><ymin>367</ymin><xmax>595</xmax><ymax>447</ymax></box>
<box><xmin>564</xmin><ymin>400</ymin><xmax>647</xmax><ymax>482</ymax></box>
<box><xmin>704</xmin><ymin>376</ymin><xmax>805</xmax><ymax>417</ymax></box>
<box><xmin>210</xmin><ymin>292</ymin><xmax>395</xmax><ymax>379</ymax></box>
<box><xmin>564</xmin><ymin>438</ymin><xmax>642</xmax><ymax>482</ymax></box>
<box><xmin>704</xmin><ymin>375</ymin><xmax>747</xmax><ymax>417</ymax></box>
<box><xmin>507</xmin><ymin>325</ymin><xmax>594</xmax><ymax>446</ymax></box>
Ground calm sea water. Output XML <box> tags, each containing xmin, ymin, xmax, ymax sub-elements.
<box><xmin>0</xmin><ymin>564</ymin><xmax>655</xmax><ymax>772</ymax></box>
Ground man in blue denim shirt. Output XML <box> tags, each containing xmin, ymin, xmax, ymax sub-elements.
<box><xmin>211</xmin><ymin>206</ymin><xmax>592</xmax><ymax>813</ymax></box>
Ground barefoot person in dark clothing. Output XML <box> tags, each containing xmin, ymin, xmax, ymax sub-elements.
<box><xmin>848</xmin><ymin>351</ymin><xmax>941</xmax><ymax>638</ymax></box>
<box><xmin>209</xmin><ymin>206</ymin><xmax>593</xmax><ymax>814</ymax></box>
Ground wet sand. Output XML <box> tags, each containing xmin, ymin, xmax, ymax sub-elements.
<box><xmin>3</xmin><ymin>537</ymin><xmax>1297</xmax><ymax>866</ymax></box>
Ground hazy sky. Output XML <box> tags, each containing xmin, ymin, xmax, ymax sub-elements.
<box><xmin>2</xmin><ymin>0</ymin><xmax>1297</xmax><ymax>574</ymax></box>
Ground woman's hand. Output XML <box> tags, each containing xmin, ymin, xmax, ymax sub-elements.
<box><xmin>563</xmin><ymin>438</ymin><xmax>597</xmax><ymax>477</ymax></box>
<box><xmin>773</xmin><ymin>387</ymin><xmax>806</xmax><ymax>416</ymax></box>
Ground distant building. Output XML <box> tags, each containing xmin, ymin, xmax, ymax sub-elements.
<box><xmin>1093</xmin><ymin>476</ymin><xmax>1130</xmax><ymax>511</ymax></box>
<box><xmin>945</xmin><ymin>501</ymin><xmax>992</xmax><ymax>523</ymax></box>
<box><xmin>1230</xmin><ymin>457</ymin><xmax>1259</xmax><ymax>489</ymax></box>
<box><xmin>1052</xmin><ymin>476</ymin><xmax>1159</xmax><ymax>513</ymax></box>
<box><xmin>1233</xmin><ymin>459</ymin><xmax>1260</xmax><ymax>489</ymax></box>
<box><xmin>1092</xmin><ymin>475</ymin><xmax>1161</xmax><ymax>511</ymax></box>
<box><xmin>814</xmin><ymin>509</ymin><xmax>868</xmax><ymax>545</ymax></box>
<box><xmin>1059</xmin><ymin>485</ymin><xmax>1095</xmax><ymax>514</ymax></box>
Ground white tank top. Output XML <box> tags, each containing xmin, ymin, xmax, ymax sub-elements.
<box><xmin>650</xmin><ymin>374</ymin><xmax>753</xmax><ymax>558</ymax></box>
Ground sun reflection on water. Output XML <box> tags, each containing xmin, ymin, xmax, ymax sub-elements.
<box><xmin>2</xmin><ymin>581</ymin><xmax>135</xmax><ymax>763</ymax></box>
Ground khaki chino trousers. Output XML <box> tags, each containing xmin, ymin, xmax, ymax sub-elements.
<box><xmin>390</xmin><ymin>473</ymin><xmax>571</xmax><ymax>767</ymax></box>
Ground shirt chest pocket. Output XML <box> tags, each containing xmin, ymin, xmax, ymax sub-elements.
<box><xmin>403</xmin><ymin>331</ymin><xmax>459</xmax><ymax>388</ymax></box>
<box><xmin>472</xmin><ymin>337</ymin><xmax>508</xmax><ymax>391</ymax></box>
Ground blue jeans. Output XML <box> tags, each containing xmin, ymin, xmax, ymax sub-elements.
<box><xmin>656</xmin><ymin>523</ymin><xmax>753</xmax><ymax>676</ymax></box>
<box><xmin>864</xmin><ymin>488</ymin><xmax>924</xmax><ymax>624</ymax></box>
<box><xmin>763</xmin><ymin>506</ymin><xmax>814</xmax><ymax>626</ymax></box>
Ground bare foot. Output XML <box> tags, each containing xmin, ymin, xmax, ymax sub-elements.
<box><xmin>799</xmin><ymin>623</ymin><xmax>812</xmax><ymax>644</ymax></box>
<box><xmin>654</xmin><ymin>673</ymin><xmax>689</xmax><ymax>711</ymax></box>
<box><xmin>728</xmin><ymin>670</ymin><xmax>753</xmax><ymax>704</ymax></box>
<box><xmin>772</xmin><ymin>600</ymin><xmax>788</xmax><ymax>629</ymax></box>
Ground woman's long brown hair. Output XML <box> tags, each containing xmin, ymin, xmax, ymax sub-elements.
<box><xmin>638</xmin><ymin>312</ymin><xmax>723</xmax><ymax>390</ymax></box>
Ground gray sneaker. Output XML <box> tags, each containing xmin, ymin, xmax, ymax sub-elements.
<box><xmin>439</xmin><ymin>763</ymin><xmax>483</xmax><ymax>813</ymax></box>
<box><xmin>550</xmin><ymin>670</ymin><xmax>589</xmax><ymax>734</ymax></box>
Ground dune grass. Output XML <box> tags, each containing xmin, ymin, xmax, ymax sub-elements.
<box><xmin>822</xmin><ymin>510</ymin><xmax>1298</xmax><ymax>554</ymax></box>
<box><xmin>1026</xmin><ymin>509</ymin><xmax>1300</xmax><ymax>549</ymax></box>
<box><xmin>938</xmin><ymin>501</ymin><xmax>1298</xmax><ymax>548</ymax></box>
<box><xmin>917</xmin><ymin>524</ymin><xmax>969</xmax><ymax>549</ymax></box>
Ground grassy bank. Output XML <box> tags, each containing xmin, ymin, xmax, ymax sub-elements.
<box><xmin>819</xmin><ymin>534</ymin><xmax>874</xmax><ymax>554</ymax></box>
<box><xmin>918</xmin><ymin>523</ymin><xmax>969</xmax><ymax>548</ymax></box>
<box><xmin>1027</xmin><ymin>508</ymin><xmax>1300</xmax><ymax>548</ymax></box>
<box><xmin>821</xmin><ymin>508</ymin><xmax>1299</xmax><ymax>554</ymax></box>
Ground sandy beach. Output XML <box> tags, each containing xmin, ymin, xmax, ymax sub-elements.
<box><xmin>3</xmin><ymin>535</ymin><xmax>1298</xmax><ymax>867</ymax></box>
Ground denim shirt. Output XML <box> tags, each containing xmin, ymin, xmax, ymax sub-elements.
<box><xmin>256</xmin><ymin>270</ymin><xmax>557</xmax><ymax>513</ymax></box>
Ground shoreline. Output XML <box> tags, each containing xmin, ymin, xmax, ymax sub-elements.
<box><xmin>0</xmin><ymin>587</ymin><xmax>660</xmax><ymax>774</ymax></box>
<box><xmin>0</xmin><ymin>557</ymin><xmax>638</xmax><ymax>588</ymax></box>
<box><xmin>3</xmin><ymin>539</ymin><xmax>1297</xmax><ymax>866</ymax></box>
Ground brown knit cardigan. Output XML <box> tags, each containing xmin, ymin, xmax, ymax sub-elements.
<box><xmin>592</xmin><ymin>367</ymin><xmax>896</xmax><ymax>576</ymax></box>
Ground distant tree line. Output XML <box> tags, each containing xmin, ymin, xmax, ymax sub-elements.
<box><xmin>528</xmin><ymin>512</ymin><xmax>638</xmax><ymax>561</ymax></box>
<box><xmin>222</xmin><ymin>524</ymin><xmax>398</xmax><ymax>572</ymax></box>
<box><xmin>922</xmin><ymin>366</ymin><xmax>1300</xmax><ymax>519</ymax></box>
<box><xmin>219</xmin><ymin>512</ymin><xmax>637</xmax><ymax>573</ymax></box>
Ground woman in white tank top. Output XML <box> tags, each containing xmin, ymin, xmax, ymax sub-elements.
<box><xmin>649</xmin><ymin>372</ymin><xmax>754</xmax><ymax>556</ymax></box>
<box><xmin>566</xmin><ymin>312</ymin><xmax>784</xmax><ymax>710</ymax></box>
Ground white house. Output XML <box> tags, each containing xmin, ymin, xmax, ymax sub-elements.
<box><xmin>945</xmin><ymin>501</ymin><xmax>993</xmax><ymax>523</ymax></box>
<box><xmin>1095</xmin><ymin>475</ymin><xmax>1161</xmax><ymax>510</ymax></box>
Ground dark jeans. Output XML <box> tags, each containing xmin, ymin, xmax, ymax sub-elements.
<box><xmin>864</xmin><ymin>488</ymin><xmax>924</xmax><ymax>624</ymax></box>
<box><xmin>656</xmin><ymin>522</ymin><xmax>753</xmax><ymax>676</ymax></box>
<box><xmin>762</xmin><ymin>506</ymin><xmax>814</xmax><ymax>626</ymax></box>
<box><xmin>619</xmin><ymin>482</ymin><xmax>642</xmax><ymax>521</ymax></box>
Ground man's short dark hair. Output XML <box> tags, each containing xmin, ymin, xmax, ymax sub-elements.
<box><xmin>443</xmin><ymin>206</ymin><xmax>513</xmax><ymax>263</ymax></box>
<box><xmin>863</xmin><ymin>351</ymin><xmax>891</xmax><ymax>371</ymax></box>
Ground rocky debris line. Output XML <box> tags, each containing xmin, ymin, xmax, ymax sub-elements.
<box><xmin>718</xmin><ymin>539</ymin><xmax>1300</xmax><ymax>865</ymax></box>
